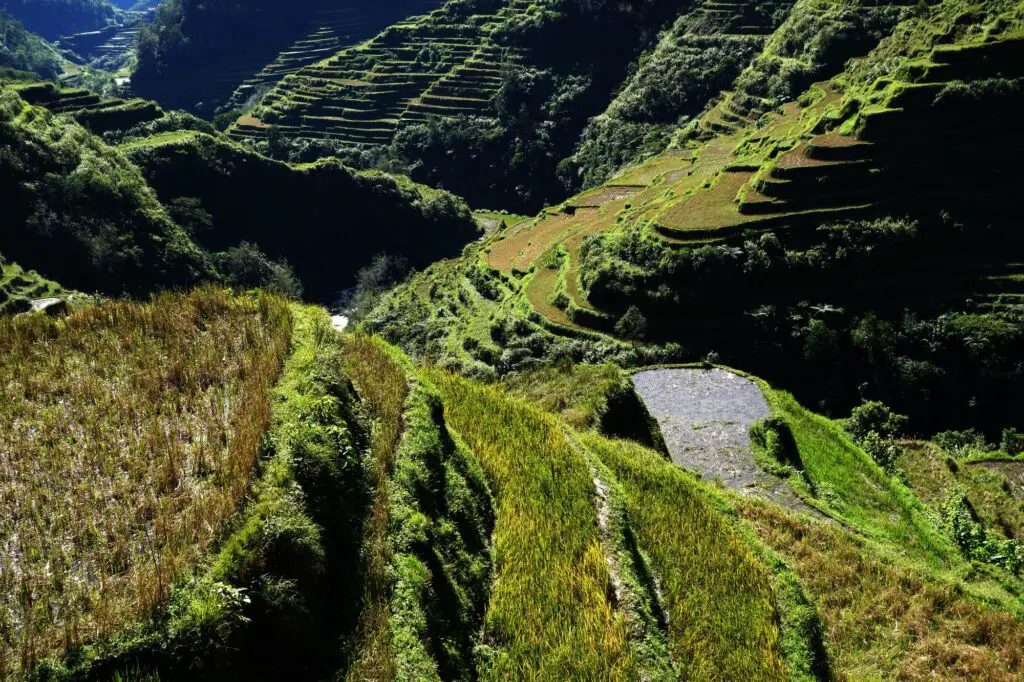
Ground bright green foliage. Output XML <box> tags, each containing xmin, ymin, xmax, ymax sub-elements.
<box><xmin>581</xmin><ymin>434</ymin><xmax>787</xmax><ymax>682</ymax></box>
<box><xmin>844</xmin><ymin>400</ymin><xmax>908</xmax><ymax>442</ymax></box>
<box><xmin>387</xmin><ymin>378</ymin><xmax>494</xmax><ymax>680</ymax></box>
<box><xmin>429</xmin><ymin>371</ymin><xmax>637</xmax><ymax>680</ymax></box>
<box><xmin>0</xmin><ymin>255</ymin><xmax>63</xmax><ymax>314</ymax></box>
<box><xmin>765</xmin><ymin>388</ymin><xmax>951</xmax><ymax>562</ymax></box>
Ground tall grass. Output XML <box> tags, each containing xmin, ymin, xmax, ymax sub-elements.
<box><xmin>739</xmin><ymin>498</ymin><xmax>1024</xmax><ymax>679</ymax></box>
<box><xmin>0</xmin><ymin>287</ymin><xmax>291</xmax><ymax>676</ymax></box>
<box><xmin>428</xmin><ymin>371</ymin><xmax>636</xmax><ymax>680</ymax></box>
<box><xmin>342</xmin><ymin>334</ymin><xmax>410</xmax><ymax>681</ymax></box>
<box><xmin>581</xmin><ymin>434</ymin><xmax>787</xmax><ymax>681</ymax></box>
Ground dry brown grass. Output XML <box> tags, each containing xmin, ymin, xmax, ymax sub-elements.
<box><xmin>738</xmin><ymin>500</ymin><xmax>1024</xmax><ymax>680</ymax></box>
<box><xmin>341</xmin><ymin>334</ymin><xmax>410</xmax><ymax>682</ymax></box>
<box><xmin>0</xmin><ymin>287</ymin><xmax>291</xmax><ymax>676</ymax></box>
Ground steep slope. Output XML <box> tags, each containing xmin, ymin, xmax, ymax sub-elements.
<box><xmin>0</xmin><ymin>86</ymin><xmax>213</xmax><ymax>294</ymax></box>
<box><xmin>366</xmin><ymin>0</ymin><xmax>1024</xmax><ymax>431</ymax></box>
<box><xmin>236</xmin><ymin>0</ymin><xmax>690</xmax><ymax>212</ymax></box>
<box><xmin>0</xmin><ymin>289</ymin><xmax>292</xmax><ymax>679</ymax></box>
<box><xmin>133</xmin><ymin>0</ymin><xmax>445</xmax><ymax>117</ymax></box>
<box><xmin>0</xmin><ymin>13</ymin><xmax>65</xmax><ymax>80</ymax></box>
<box><xmin>0</xmin><ymin>83</ymin><xmax>478</xmax><ymax>298</ymax></box>
<box><xmin>0</xmin><ymin>0</ymin><xmax>114</xmax><ymax>40</ymax></box>
<box><xmin>120</xmin><ymin>128</ymin><xmax>477</xmax><ymax>297</ymax></box>
<box><xmin>563</xmin><ymin>0</ymin><xmax>916</xmax><ymax>190</ymax></box>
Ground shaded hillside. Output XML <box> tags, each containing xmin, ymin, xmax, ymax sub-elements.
<box><xmin>0</xmin><ymin>86</ymin><xmax>213</xmax><ymax>294</ymax></box>
<box><xmin>0</xmin><ymin>0</ymin><xmax>114</xmax><ymax>40</ymax></box>
<box><xmin>133</xmin><ymin>0</ymin><xmax>445</xmax><ymax>117</ymax></box>
<box><xmin>0</xmin><ymin>83</ymin><xmax>477</xmax><ymax>298</ymax></box>
<box><xmin>0</xmin><ymin>13</ymin><xmax>64</xmax><ymax>79</ymax></box>
<box><xmin>236</xmin><ymin>0</ymin><xmax>689</xmax><ymax>212</ymax></box>
<box><xmin>121</xmin><ymin>128</ymin><xmax>478</xmax><ymax>297</ymax></box>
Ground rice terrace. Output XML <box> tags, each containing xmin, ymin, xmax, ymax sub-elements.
<box><xmin>2</xmin><ymin>0</ymin><xmax>1024</xmax><ymax>680</ymax></box>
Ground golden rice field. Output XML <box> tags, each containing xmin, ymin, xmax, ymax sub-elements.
<box><xmin>429</xmin><ymin>371</ymin><xmax>636</xmax><ymax>680</ymax></box>
<box><xmin>582</xmin><ymin>434</ymin><xmax>787</xmax><ymax>681</ymax></box>
<box><xmin>0</xmin><ymin>288</ymin><xmax>291</xmax><ymax>675</ymax></box>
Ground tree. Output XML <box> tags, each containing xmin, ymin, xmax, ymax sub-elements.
<box><xmin>615</xmin><ymin>305</ymin><xmax>647</xmax><ymax>345</ymax></box>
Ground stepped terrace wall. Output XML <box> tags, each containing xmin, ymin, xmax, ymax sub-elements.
<box><xmin>133</xmin><ymin>0</ymin><xmax>445</xmax><ymax>117</ymax></box>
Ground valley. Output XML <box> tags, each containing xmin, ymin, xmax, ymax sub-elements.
<box><xmin>1</xmin><ymin>0</ymin><xmax>1024</xmax><ymax>680</ymax></box>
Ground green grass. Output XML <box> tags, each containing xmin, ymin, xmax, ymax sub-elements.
<box><xmin>428</xmin><ymin>370</ymin><xmax>636</xmax><ymax>680</ymax></box>
<box><xmin>898</xmin><ymin>442</ymin><xmax>1024</xmax><ymax>543</ymax></box>
<box><xmin>501</xmin><ymin>362</ymin><xmax>623</xmax><ymax>430</ymax></box>
<box><xmin>580</xmin><ymin>433</ymin><xmax>788</xmax><ymax>681</ymax></box>
<box><xmin>341</xmin><ymin>333</ymin><xmax>411</xmax><ymax>681</ymax></box>
<box><xmin>0</xmin><ymin>288</ymin><xmax>291</xmax><ymax>676</ymax></box>
<box><xmin>386</xmin><ymin>373</ymin><xmax>494</xmax><ymax>680</ymax></box>
<box><xmin>761</xmin><ymin>387</ymin><xmax>954</xmax><ymax>565</ymax></box>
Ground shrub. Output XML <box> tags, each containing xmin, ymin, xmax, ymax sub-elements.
<box><xmin>999</xmin><ymin>427</ymin><xmax>1024</xmax><ymax>455</ymax></box>
<box><xmin>845</xmin><ymin>401</ymin><xmax>908</xmax><ymax>442</ymax></box>
<box><xmin>216</xmin><ymin>241</ymin><xmax>303</xmax><ymax>298</ymax></box>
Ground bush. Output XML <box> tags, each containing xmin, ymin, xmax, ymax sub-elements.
<box><xmin>999</xmin><ymin>427</ymin><xmax>1024</xmax><ymax>455</ymax></box>
<box><xmin>860</xmin><ymin>431</ymin><xmax>902</xmax><ymax>473</ymax></box>
<box><xmin>845</xmin><ymin>401</ymin><xmax>908</xmax><ymax>442</ymax></box>
<box><xmin>750</xmin><ymin>417</ymin><xmax>801</xmax><ymax>470</ymax></box>
<box><xmin>934</xmin><ymin>429</ymin><xmax>990</xmax><ymax>458</ymax></box>
<box><xmin>216</xmin><ymin>242</ymin><xmax>303</xmax><ymax>298</ymax></box>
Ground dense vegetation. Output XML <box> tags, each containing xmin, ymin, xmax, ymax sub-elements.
<box><xmin>0</xmin><ymin>13</ymin><xmax>63</xmax><ymax>80</ymax></box>
<box><xmin>4</xmin><ymin>0</ymin><xmax>1024</xmax><ymax>679</ymax></box>
<box><xmin>121</xmin><ymin>128</ymin><xmax>478</xmax><ymax>297</ymax></box>
<box><xmin>0</xmin><ymin>86</ymin><xmax>477</xmax><ymax>299</ymax></box>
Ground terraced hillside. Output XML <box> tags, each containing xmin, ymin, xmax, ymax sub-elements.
<box><xmin>11</xmin><ymin>80</ymin><xmax>163</xmax><ymax>133</ymax></box>
<box><xmin>564</xmin><ymin>0</ymin><xmax>922</xmax><ymax>190</ymax></box>
<box><xmin>58</xmin><ymin>9</ymin><xmax>151</xmax><ymax>70</ymax></box>
<box><xmin>133</xmin><ymin>0</ymin><xmax>445</xmax><ymax>117</ymax></box>
<box><xmin>365</xmin><ymin>0</ymin><xmax>1024</xmax><ymax>431</ymax></box>
<box><xmin>227</xmin><ymin>1</ymin><xmax>443</xmax><ymax>109</ymax></box>
<box><xmin>233</xmin><ymin>0</ymin><xmax>531</xmax><ymax>147</ymax></box>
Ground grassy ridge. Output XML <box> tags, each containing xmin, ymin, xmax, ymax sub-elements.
<box><xmin>762</xmin><ymin>387</ymin><xmax>953</xmax><ymax>563</ymax></box>
<box><xmin>386</xmin><ymin>376</ymin><xmax>494</xmax><ymax>680</ymax></box>
<box><xmin>341</xmin><ymin>334</ymin><xmax>410</xmax><ymax>680</ymax></box>
<box><xmin>0</xmin><ymin>288</ymin><xmax>291</xmax><ymax>676</ymax></box>
<box><xmin>429</xmin><ymin>371</ymin><xmax>636</xmax><ymax>680</ymax></box>
<box><xmin>580</xmin><ymin>434</ymin><xmax>788</xmax><ymax>682</ymax></box>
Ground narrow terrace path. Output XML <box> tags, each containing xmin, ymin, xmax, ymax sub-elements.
<box><xmin>632</xmin><ymin>368</ymin><xmax>809</xmax><ymax>511</ymax></box>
